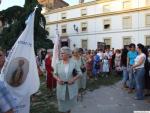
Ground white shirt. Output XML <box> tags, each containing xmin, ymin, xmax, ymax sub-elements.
<box><xmin>64</xmin><ymin>64</ymin><xmax>69</xmax><ymax>79</ymax></box>
<box><xmin>134</xmin><ymin>53</ymin><xmax>146</xmax><ymax>69</ymax></box>
<box><xmin>104</xmin><ymin>51</ymin><xmax>113</xmax><ymax>59</ymax></box>
<box><xmin>97</xmin><ymin>52</ymin><xmax>104</xmax><ymax>60</ymax></box>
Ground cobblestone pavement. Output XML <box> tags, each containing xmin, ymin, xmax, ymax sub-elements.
<box><xmin>72</xmin><ymin>82</ymin><xmax>150</xmax><ymax>113</ymax></box>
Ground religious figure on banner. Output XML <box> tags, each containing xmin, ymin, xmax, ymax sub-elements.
<box><xmin>5</xmin><ymin>57</ymin><xmax>29</xmax><ymax>87</ymax></box>
<box><xmin>10</xmin><ymin>60</ymin><xmax>25</xmax><ymax>87</ymax></box>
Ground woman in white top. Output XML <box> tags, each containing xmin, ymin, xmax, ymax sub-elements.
<box><xmin>132</xmin><ymin>44</ymin><xmax>146</xmax><ymax>100</ymax></box>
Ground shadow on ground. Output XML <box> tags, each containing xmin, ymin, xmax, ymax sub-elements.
<box><xmin>31</xmin><ymin>73</ymin><xmax>121</xmax><ymax>113</ymax></box>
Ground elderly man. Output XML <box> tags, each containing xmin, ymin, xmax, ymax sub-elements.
<box><xmin>0</xmin><ymin>48</ymin><xmax>14</xmax><ymax>113</ymax></box>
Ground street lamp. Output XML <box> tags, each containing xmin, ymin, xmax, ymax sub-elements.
<box><xmin>73</xmin><ymin>44</ymin><xmax>76</xmax><ymax>48</ymax></box>
<box><xmin>73</xmin><ymin>24</ymin><xmax>79</xmax><ymax>33</ymax></box>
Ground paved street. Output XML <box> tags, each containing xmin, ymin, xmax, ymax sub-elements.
<box><xmin>72</xmin><ymin>82</ymin><xmax>150</xmax><ymax>113</ymax></box>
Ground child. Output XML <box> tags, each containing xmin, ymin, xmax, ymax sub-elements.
<box><xmin>115</xmin><ymin>49</ymin><xmax>121</xmax><ymax>72</ymax></box>
<box><xmin>102</xmin><ymin>56</ymin><xmax>109</xmax><ymax>77</ymax></box>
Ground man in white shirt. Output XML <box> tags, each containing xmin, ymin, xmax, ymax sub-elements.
<box><xmin>97</xmin><ymin>49</ymin><xmax>104</xmax><ymax>60</ymax></box>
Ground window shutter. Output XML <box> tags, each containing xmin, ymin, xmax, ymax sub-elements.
<box><xmin>146</xmin><ymin>14</ymin><xmax>150</xmax><ymax>26</ymax></box>
<box><xmin>123</xmin><ymin>16</ymin><xmax>132</xmax><ymax>29</ymax></box>
<box><xmin>146</xmin><ymin>36</ymin><xmax>150</xmax><ymax>46</ymax></box>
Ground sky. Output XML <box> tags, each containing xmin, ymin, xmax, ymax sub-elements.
<box><xmin>0</xmin><ymin>0</ymin><xmax>79</xmax><ymax>11</ymax></box>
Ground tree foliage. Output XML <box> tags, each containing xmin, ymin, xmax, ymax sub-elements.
<box><xmin>0</xmin><ymin>0</ymin><xmax>53</xmax><ymax>51</ymax></box>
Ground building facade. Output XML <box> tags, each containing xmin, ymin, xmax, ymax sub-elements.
<box><xmin>44</xmin><ymin>0</ymin><xmax>150</xmax><ymax>50</ymax></box>
<box><xmin>38</xmin><ymin>0</ymin><xmax>69</xmax><ymax>13</ymax></box>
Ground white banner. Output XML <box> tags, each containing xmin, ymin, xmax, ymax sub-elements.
<box><xmin>14</xmin><ymin>95</ymin><xmax>30</xmax><ymax>113</ymax></box>
<box><xmin>51</xmin><ymin>28</ymin><xmax>60</xmax><ymax>68</ymax></box>
<box><xmin>1</xmin><ymin>10</ymin><xmax>40</xmax><ymax>113</ymax></box>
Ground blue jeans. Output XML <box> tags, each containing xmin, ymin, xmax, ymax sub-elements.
<box><xmin>128</xmin><ymin>66</ymin><xmax>135</xmax><ymax>89</ymax></box>
<box><xmin>134</xmin><ymin>68</ymin><xmax>145</xmax><ymax>99</ymax></box>
<box><xmin>122</xmin><ymin>67</ymin><xmax>129</xmax><ymax>85</ymax></box>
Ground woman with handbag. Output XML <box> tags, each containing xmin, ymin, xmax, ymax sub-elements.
<box><xmin>53</xmin><ymin>47</ymin><xmax>82</xmax><ymax>113</ymax></box>
<box><xmin>72</xmin><ymin>48</ymin><xmax>87</xmax><ymax>100</ymax></box>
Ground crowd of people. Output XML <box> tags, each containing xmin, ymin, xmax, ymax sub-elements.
<box><xmin>35</xmin><ymin>43</ymin><xmax>150</xmax><ymax>113</ymax></box>
<box><xmin>0</xmin><ymin>42</ymin><xmax>150</xmax><ymax>113</ymax></box>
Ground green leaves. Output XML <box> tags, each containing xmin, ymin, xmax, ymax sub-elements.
<box><xmin>0</xmin><ymin>0</ymin><xmax>53</xmax><ymax>51</ymax></box>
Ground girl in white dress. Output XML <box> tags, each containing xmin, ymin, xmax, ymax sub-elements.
<box><xmin>102</xmin><ymin>56</ymin><xmax>109</xmax><ymax>77</ymax></box>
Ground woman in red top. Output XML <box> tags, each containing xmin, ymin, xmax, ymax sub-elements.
<box><xmin>45</xmin><ymin>49</ymin><xmax>56</xmax><ymax>91</ymax></box>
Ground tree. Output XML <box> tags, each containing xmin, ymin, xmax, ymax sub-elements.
<box><xmin>0</xmin><ymin>0</ymin><xmax>53</xmax><ymax>51</ymax></box>
<box><xmin>0</xmin><ymin>6</ymin><xmax>26</xmax><ymax>50</ymax></box>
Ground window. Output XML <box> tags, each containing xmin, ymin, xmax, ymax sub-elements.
<box><xmin>81</xmin><ymin>40</ymin><xmax>88</xmax><ymax>49</ymax></box>
<box><xmin>123</xmin><ymin>0</ymin><xmax>131</xmax><ymax>9</ymax></box>
<box><xmin>97</xmin><ymin>42</ymin><xmax>105</xmax><ymax>50</ymax></box>
<box><xmin>146</xmin><ymin>14</ymin><xmax>150</xmax><ymax>27</ymax></box>
<box><xmin>103</xmin><ymin>4</ymin><xmax>110</xmax><ymax>13</ymax></box>
<box><xmin>61</xmin><ymin>25</ymin><xmax>67</xmax><ymax>34</ymax></box>
<box><xmin>146</xmin><ymin>36</ymin><xmax>150</xmax><ymax>46</ymax></box>
<box><xmin>81</xmin><ymin>22</ymin><xmax>88</xmax><ymax>32</ymax></box>
<box><xmin>103</xmin><ymin>19</ymin><xmax>111</xmax><ymax>30</ymax></box>
<box><xmin>81</xmin><ymin>9</ymin><xmax>87</xmax><ymax>16</ymax></box>
<box><xmin>122</xmin><ymin>16</ymin><xmax>132</xmax><ymax>29</ymax></box>
<box><xmin>104</xmin><ymin>38</ymin><xmax>111</xmax><ymax>48</ymax></box>
<box><xmin>61</xmin><ymin>13</ymin><xmax>66</xmax><ymax>19</ymax></box>
<box><xmin>146</xmin><ymin>0</ymin><xmax>150</xmax><ymax>5</ymax></box>
<box><xmin>123</xmin><ymin>37</ymin><xmax>131</xmax><ymax>46</ymax></box>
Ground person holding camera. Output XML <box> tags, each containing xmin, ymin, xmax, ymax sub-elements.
<box><xmin>53</xmin><ymin>47</ymin><xmax>82</xmax><ymax>113</ymax></box>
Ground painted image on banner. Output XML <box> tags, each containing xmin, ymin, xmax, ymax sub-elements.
<box><xmin>4</xmin><ymin>57</ymin><xmax>29</xmax><ymax>87</ymax></box>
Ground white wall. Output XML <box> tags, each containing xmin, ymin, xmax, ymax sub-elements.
<box><xmin>45</xmin><ymin>0</ymin><xmax>150</xmax><ymax>50</ymax></box>
<box><xmin>45</xmin><ymin>0</ymin><xmax>147</xmax><ymax>22</ymax></box>
<box><xmin>69</xmin><ymin>29</ymin><xmax>150</xmax><ymax>50</ymax></box>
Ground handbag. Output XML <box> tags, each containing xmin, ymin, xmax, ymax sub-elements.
<box><xmin>72</xmin><ymin>68</ymin><xmax>78</xmax><ymax>77</ymax></box>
